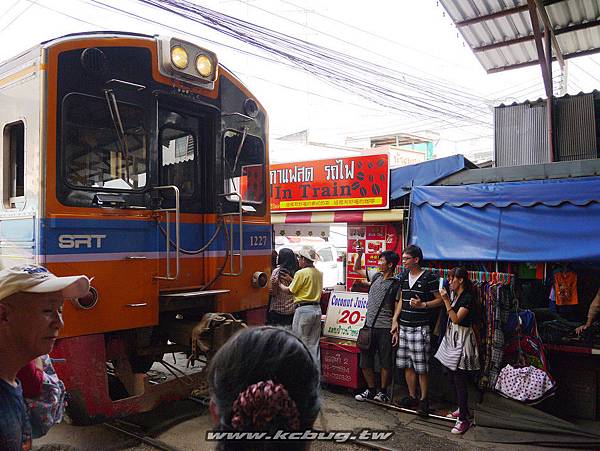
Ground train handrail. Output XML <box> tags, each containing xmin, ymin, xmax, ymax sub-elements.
<box><xmin>220</xmin><ymin>192</ymin><xmax>243</xmax><ymax>276</ymax></box>
<box><xmin>153</xmin><ymin>185</ymin><xmax>180</xmax><ymax>280</ymax></box>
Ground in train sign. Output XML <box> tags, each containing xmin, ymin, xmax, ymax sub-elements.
<box><xmin>270</xmin><ymin>154</ymin><xmax>389</xmax><ymax>212</ymax></box>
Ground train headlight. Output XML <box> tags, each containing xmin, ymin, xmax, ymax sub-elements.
<box><xmin>72</xmin><ymin>286</ymin><xmax>99</xmax><ymax>310</ymax></box>
<box><xmin>252</xmin><ymin>271</ymin><xmax>268</xmax><ymax>288</ymax></box>
<box><xmin>171</xmin><ymin>46</ymin><xmax>188</xmax><ymax>69</ymax></box>
<box><xmin>159</xmin><ymin>36</ymin><xmax>219</xmax><ymax>88</ymax></box>
<box><xmin>196</xmin><ymin>55</ymin><xmax>213</xmax><ymax>77</ymax></box>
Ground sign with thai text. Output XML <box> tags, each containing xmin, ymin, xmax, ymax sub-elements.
<box><xmin>323</xmin><ymin>291</ymin><xmax>369</xmax><ymax>340</ymax></box>
<box><xmin>270</xmin><ymin>154</ymin><xmax>389</xmax><ymax>212</ymax></box>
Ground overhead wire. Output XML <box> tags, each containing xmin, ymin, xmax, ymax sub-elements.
<box><xmin>11</xmin><ymin>0</ymin><xmax>499</xmax><ymax>143</ymax></box>
<box><xmin>570</xmin><ymin>61</ymin><xmax>600</xmax><ymax>87</ymax></box>
<box><xmin>118</xmin><ymin>0</ymin><xmax>494</xmax><ymax>127</ymax></box>
<box><xmin>0</xmin><ymin>0</ymin><xmax>34</xmax><ymax>33</ymax></box>
<box><xmin>78</xmin><ymin>0</ymin><xmax>495</xmax><ymax>132</ymax></box>
<box><xmin>231</xmin><ymin>0</ymin><xmax>492</xmax><ymax>105</ymax></box>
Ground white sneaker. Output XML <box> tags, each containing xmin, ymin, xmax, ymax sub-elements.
<box><xmin>374</xmin><ymin>391</ymin><xmax>390</xmax><ymax>403</ymax></box>
<box><xmin>355</xmin><ymin>389</ymin><xmax>374</xmax><ymax>401</ymax></box>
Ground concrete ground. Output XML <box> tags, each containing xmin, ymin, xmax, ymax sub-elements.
<box><xmin>34</xmin><ymin>388</ymin><xmax>537</xmax><ymax>451</ymax></box>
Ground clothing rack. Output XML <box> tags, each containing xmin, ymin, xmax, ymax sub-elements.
<box><xmin>398</xmin><ymin>266</ymin><xmax>514</xmax><ymax>285</ymax></box>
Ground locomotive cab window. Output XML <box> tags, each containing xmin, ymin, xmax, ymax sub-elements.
<box><xmin>62</xmin><ymin>93</ymin><xmax>147</xmax><ymax>191</ymax></box>
<box><xmin>223</xmin><ymin>130</ymin><xmax>265</xmax><ymax>211</ymax></box>
<box><xmin>3</xmin><ymin>121</ymin><xmax>25</xmax><ymax>208</ymax></box>
<box><xmin>159</xmin><ymin>110</ymin><xmax>199</xmax><ymax>199</ymax></box>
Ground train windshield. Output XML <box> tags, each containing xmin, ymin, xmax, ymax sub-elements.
<box><xmin>62</xmin><ymin>93</ymin><xmax>147</xmax><ymax>190</ymax></box>
<box><xmin>223</xmin><ymin>130</ymin><xmax>265</xmax><ymax>205</ymax></box>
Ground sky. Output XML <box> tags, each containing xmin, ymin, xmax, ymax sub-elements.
<box><xmin>2</xmin><ymin>0</ymin><xmax>600</xmax><ymax>162</ymax></box>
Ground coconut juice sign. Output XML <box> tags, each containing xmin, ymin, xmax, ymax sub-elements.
<box><xmin>270</xmin><ymin>154</ymin><xmax>389</xmax><ymax>212</ymax></box>
<box><xmin>324</xmin><ymin>291</ymin><xmax>369</xmax><ymax>340</ymax></box>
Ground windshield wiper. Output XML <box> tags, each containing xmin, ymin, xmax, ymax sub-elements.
<box><xmin>104</xmin><ymin>89</ymin><xmax>132</xmax><ymax>187</ymax></box>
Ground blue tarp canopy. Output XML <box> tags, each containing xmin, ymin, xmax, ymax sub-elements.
<box><xmin>390</xmin><ymin>154</ymin><xmax>475</xmax><ymax>202</ymax></box>
<box><xmin>409</xmin><ymin>176</ymin><xmax>600</xmax><ymax>262</ymax></box>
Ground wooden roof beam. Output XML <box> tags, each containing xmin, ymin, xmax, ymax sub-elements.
<box><xmin>473</xmin><ymin>18</ymin><xmax>600</xmax><ymax>53</ymax></box>
<box><xmin>487</xmin><ymin>47</ymin><xmax>600</xmax><ymax>73</ymax></box>
<box><xmin>528</xmin><ymin>0</ymin><xmax>553</xmax><ymax>98</ymax></box>
<box><xmin>456</xmin><ymin>0</ymin><xmax>565</xmax><ymax>28</ymax></box>
<box><xmin>534</xmin><ymin>0</ymin><xmax>564</xmax><ymax>68</ymax></box>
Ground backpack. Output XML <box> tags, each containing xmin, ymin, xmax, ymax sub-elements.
<box><xmin>25</xmin><ymin>355</ymin><xmax>66</xmax><ymax>438</ymax></box>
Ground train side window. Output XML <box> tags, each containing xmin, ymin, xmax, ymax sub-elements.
<box><xmin>3</xmin><ymin>121</ymin><xmax>25</xmax><ymax>208</ymax></box>
<box><xmin>223</xmin><ymin>130</ymin><xmax>265</xmax><ymax>208</ymax></box>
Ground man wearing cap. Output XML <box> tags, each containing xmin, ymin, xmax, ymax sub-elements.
<box><xmin>279</xmin><ymin>246</ymin><xmax>323</xmax><ymax>363</ymax></box>
<box><xmin>0</xmin><ymin>265</ymin><xmax>89</xmax><ymax>451</ymax></box>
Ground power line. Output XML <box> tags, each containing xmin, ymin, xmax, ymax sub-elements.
<box><xmin>0</xmin><ymin>0</ymin><xmax>22</xmax><ymax>19</ymax></box>
<box><xmin>232</xmin><ymin>0</ymin><xmax>490</xmax><ymax>104</ymax></box>
<box><xmin>278</xmin><ymin>0</ymin><xmax>471</xmax><ymax>72</ymax></box>
<box><xmin>12</xmin><ymin>0</ymin><xmax>496</xmax><ymax>144</ymax></box>
<box><xmin>571</xmin><ymin>61</ymin><xmax>600</xmax><ymax>87</ymax></box>
<box><xmin>22</xmin><ymin>0</ymin><xmax>106</xmax><ymax>30</ymax></box>
<box><xmin>0</xmin><ymin>0</ymin><xmax>33</xmax><ymax>33</ymax></box>
<box><xmin>123</xmin><ymin>0</ymin><xmax>493</xmax><ymax>126</ymax></box>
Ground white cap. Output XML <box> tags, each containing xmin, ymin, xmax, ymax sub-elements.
<box><xmin>0</xmin><ymin>265</ymin><xmax>90</xmax><ymax>302</ymax></box>
<box><xmin>297</xmin><ymin>246</ymin><xmax>320</xmax><ymax>262</ymax></box>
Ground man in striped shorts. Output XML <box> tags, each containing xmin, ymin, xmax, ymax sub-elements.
<box><xmin>391</xmin><ymin>245</ymin><xmax>442</xmax><ymax>416</ymax></box>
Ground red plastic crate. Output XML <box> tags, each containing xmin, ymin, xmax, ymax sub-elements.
<box><xmin>320</xmin><ymin>338</ymin><xmax>365</xmax><ymax>389</ymax></box>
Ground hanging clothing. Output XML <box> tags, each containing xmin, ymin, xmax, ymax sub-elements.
<box><xmin>554</xmin><ymin>271</ymin><xmax>578</xmax><ymax>306</ymax></box>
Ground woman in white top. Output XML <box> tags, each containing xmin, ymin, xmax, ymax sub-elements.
<box><xmin>435</xmin><ymin>267</ymin><xmax>480</xmax><ymax>435</ymax></box>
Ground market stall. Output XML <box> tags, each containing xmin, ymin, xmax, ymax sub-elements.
<box><xmin>408</xmin><ymin>163</ymin><xmax>600</xmax><ymax>420</ymax></box>
<box><xmin>270</xmin><ymin>154</ymin><xmax>477</xmax><ymax>388</ymax></box>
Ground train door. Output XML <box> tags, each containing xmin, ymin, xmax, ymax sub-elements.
<box><xmin>155</xmin><ymin>99</ymin><xmax>217</xmax><ymax>292</ymax></box>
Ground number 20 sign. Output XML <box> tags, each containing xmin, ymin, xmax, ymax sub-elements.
<box><xmin>323</xmin><ymin>291</ymin><xmax>369</xmax><ymax>341</ymax></box>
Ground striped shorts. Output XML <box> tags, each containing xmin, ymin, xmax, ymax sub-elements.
<box><xmin>395</xmin><ymin>325</ymin><xmax>431</xmax><ymax>374</ymax></box>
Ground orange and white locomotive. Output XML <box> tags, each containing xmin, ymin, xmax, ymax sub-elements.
<box><xmin>0</xmin><ymin>31</ymin><xmax>271</xmax><ymax>421</ymax></box>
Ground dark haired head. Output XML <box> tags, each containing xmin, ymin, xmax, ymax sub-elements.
<box><xmin>452</xmin><ymin>267</ymin><xmax>472</xmax><ymax>292</ymax></box>
<box><xmin>208</xmin><ymin>326</ymin><xmax>320</xmax><ymax>450</ymax></box>
<box><xmin>277</xmin><ymin>248</ymin><xmax>299</xmax><ymax>276</ymax></box>
<box><xmin>379</xmin><ymin>250</ymin><xmax>399</xmax><ymax>270</ymax></box>
<box><xmin>403</xmin><ymin>245</ymin><xmax>423</xmax><ymax>265</ymax></box>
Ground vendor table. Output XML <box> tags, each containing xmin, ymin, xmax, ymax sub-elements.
<box><xmin>544</xmin><ymin>343</ymin><xmax>600</xmax><ymax>355</ymax></box>
<box><xmin>544</xmin><ymin>344</ymin><xmax>600</xmax><ymax>419</ymax></box>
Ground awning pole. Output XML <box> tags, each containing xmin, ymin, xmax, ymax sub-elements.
<box><xmin>404</xmin><ymin>183</ymin><xmax>414</xmax><ymax>249</ymax></box>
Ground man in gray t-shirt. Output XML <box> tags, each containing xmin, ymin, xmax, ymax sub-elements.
<box><xmin>353</xmin><ymin>248</ymin><xmax>400</xmax><ymax>403</ymax></box>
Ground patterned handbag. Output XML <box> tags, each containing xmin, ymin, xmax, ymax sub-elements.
<box><xmin>494</xmin><ymin>364</ymin><xmax>556</xmax><ymax>404</ymax></box>
<box><xmin>26</xmin><ymin>355</ymin><xmax>66</xmax><ymax>438</ymax></box>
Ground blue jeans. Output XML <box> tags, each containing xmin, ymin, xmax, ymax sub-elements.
<box><xmin>292</xmin><ymin>304</ymin><xmax>322</xmax><ymax>364</ymax></box>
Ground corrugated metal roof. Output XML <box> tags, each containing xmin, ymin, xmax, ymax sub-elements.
<box><xmin>496</xmin><ymin>89</ymin><xmax>600</xmax><ymax>107</ymax></box>
<box><xmin>439</xmin><ymin>0</ymin><xmax>600</xmax><ymax>73</ymax></box>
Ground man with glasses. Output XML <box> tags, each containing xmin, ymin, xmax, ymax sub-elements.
<box><xmin>391</xmin><ymin>245</ymin><xmax>442</xmax><ymax>416</ymax></box>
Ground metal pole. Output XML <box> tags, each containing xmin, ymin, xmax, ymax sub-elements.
<box><xmin>545</xmin><ymin>31</ymin><xmax>555</xmax><ymax>162</ymax></box>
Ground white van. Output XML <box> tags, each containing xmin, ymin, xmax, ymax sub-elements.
<box><xmin>275</xmin><ymin>238</ymin><xmax>344</xmax><ymax>288</ymax></box>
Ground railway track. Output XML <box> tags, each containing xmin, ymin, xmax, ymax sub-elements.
<box><xmin>105</xmin><ymin>420</ymin><xmax>400</xmax><ymax>451</ymax></box>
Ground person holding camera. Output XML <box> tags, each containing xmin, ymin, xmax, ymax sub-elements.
<box><xmin>353</xmin><ymin>245</ymin><xmax>400</xmax><ymax>403</ymax></box>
